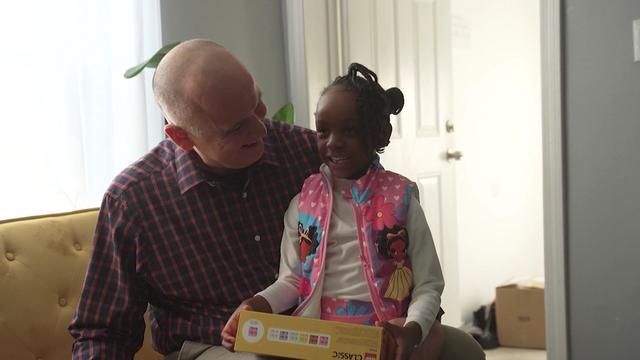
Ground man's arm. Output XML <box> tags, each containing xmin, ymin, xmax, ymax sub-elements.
<box><xmin>69</xmin><ymin>194</ymin><xmax>149</xmax><ymax>359</ymax></box>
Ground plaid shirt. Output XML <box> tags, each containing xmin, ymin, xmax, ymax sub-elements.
<box><xmin>69</xmin><ymin>120</ymin><xmax>319</xmax><ymax>358</ymax></box>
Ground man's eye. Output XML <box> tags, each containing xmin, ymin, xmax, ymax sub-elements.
<box><xmin>229</xmin><ymin>122</ymin><xmax>244</xmax><ymax>134</ymax></box>
<box><xmin>317</xmin><ymin>129</ymin><xmax>328</xmax><ymax>138</ymax></box>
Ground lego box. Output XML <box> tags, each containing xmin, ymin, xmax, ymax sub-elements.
<box><xmin>234</xmin><ymin>310</ymin><xmax>382</xmax><ymax>360</ymax></box>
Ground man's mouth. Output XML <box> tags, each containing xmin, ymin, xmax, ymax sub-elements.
<box><xmin>242</xmin><ymin>141</ymin><xmax>259</xmax><ymax>149</ymax></box>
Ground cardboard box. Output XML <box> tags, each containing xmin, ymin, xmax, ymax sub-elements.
<box><xmin>234</xmin><ymin>310</ymin><xmax>382</xmax><ymax>360</ymax></box>
<box><xmin>495</xmin><ymin>279</ymin><xmax>545</xmax><ymax>349</ymax></box>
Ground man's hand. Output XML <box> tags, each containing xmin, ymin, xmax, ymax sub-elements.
<box><xmin>376</xmin><ymin>319</ymin><xmax>422</xmax><ymax>360</ymax></box>
<box><xmin>220</xmin><ymin>296</ymin><xmax>272</xmax><ymax>352</ymax></box>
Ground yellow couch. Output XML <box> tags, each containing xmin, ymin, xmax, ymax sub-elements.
<box><xmin>0</xmin><ymin>209</ymin><xmax>159</xmax><ymax>360</ymax></box>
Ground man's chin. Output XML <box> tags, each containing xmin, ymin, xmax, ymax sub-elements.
<box><xmin>234</xmin><ymin>148</ymin><xmax>264</xmax><ymax>168</ymax></box>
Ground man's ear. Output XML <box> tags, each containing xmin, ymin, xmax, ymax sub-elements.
<box><xmin>164</xmin><ymin>124</ymin><xmax>195</xmax><ymax>151</ymax></box>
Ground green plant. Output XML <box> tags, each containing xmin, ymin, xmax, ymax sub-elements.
<box><xmin>124</xmin><ymin>41</ymin><xmax>294</xmax><ymax>125</ymax></box>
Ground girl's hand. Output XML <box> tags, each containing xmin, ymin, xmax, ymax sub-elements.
<box><xmin>220</xmin><ymin>296</ymin><xmax>272</xmax><ymax>352</ymax></box>
<box><xmin>376</xmin><ymin>319</ymin><xmax>422</xmax><ymax>360</ymax></box>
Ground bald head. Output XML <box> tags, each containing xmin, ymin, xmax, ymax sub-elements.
<box><xmin>153</xmin><ymin>39</ymin><xmax>255</xmax><ymax>136</ymax></box>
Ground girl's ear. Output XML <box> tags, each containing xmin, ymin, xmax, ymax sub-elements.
<box><xmin>382</xmin><ymin>123</ymin><xmax>393</xmax><ymax>142</ymax></box>
<box><xmin>164</xmin><ymin>124</ymin><xmax>195</xmax><ymax>151</ymax></box>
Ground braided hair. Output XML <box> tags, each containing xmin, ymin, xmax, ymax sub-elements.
<box><xmin>322</xmin><ymin>63</ymin><xmax>404</xmax><ymax>154</ymax></box>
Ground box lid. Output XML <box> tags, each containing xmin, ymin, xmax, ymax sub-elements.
<box><xmin>496</xmin><ymin>276</ymin><xmax>544</xmax><ymax>290</ymax></box>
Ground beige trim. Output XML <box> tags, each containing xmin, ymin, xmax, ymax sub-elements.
<box><xmin>541</xmin><ymin>0</ymin><xmax>568</xmax><ymax>358</ymax></box>
<box><xmin>0</xmin><ymin>208</ymin><xmax>100</xmax><ymax>225</ymax></box>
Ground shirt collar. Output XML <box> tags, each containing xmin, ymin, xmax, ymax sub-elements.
<box><xmin>175</xmin><ymin>146</ymin><xmax>208</xmax><ymax>195</ymax></box>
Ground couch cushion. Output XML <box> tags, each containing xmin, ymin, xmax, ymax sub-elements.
<box><xmin>0</xmin><ymin>209</ymin><xmax>158</xmax><ymax>360</ymax></box>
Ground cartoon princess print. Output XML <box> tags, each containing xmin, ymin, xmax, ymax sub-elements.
<box><xmin>297</xmin><ymin>214</ymin><xmax>322</xmax><ymax>301</ymax></box>
<box><xmin>298</xmin><ymin>222</ymin><xmax>319</xmax><ymax>262</ymax></box>
<box><xmin>375</xmin><ymin>224</ymin><xmax>413</xmax><ymax>303</ymax></box>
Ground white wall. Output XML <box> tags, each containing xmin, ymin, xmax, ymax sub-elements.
<box><xmin>159</xmin><ymin>0</ymin><xmax>288</xmax><ymax>117</ymax></box>
<box><xmin>451</xmin><ymin>0</ymin><xmax>544</xmax><ymax>321</ymax></box>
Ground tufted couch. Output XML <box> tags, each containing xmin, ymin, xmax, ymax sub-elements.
<box><xmin>0</xmin><ymin>208</ymin><xmax>159</xmax><ymax>360</ymax></box>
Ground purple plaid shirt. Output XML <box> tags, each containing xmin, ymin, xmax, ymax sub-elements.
<box><xmin>69</xmin><ymin>120</ymin><xmax>319</xmax><ymax>358</ymax></box>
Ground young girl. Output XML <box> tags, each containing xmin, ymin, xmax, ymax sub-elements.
<box><xmin>222</xmin><ymin>63</ymin><xmax>445</xmax><ymax>360</ymax></box>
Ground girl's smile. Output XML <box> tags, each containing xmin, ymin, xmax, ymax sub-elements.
<box><xmin>315</xmin><ymin>90</ymin><xmax>372</xmax><ymax>179</ymax></box>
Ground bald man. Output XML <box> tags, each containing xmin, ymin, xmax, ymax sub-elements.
<box><xmin>69</xmin><ymin>39</ymin><xmax>319</xmax><ymax>359</ymax></box>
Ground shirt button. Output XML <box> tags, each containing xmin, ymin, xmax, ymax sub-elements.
<box><xmin>73</xmin><ymin>242</ymin><xmax>82</xmax><ymax>251</ymax></box>
<box><xmin>254</xmin><ymin>235</ymin><xmax>261</xmax><ymax>241</ymax></box>
<box><xmin>5</xmin><ymin>252</ymin><xmax>15</xmax><ymax>261</ymax></box>
<box><xmin>58</xmin><ymin>297</ymin><xmax>67</xmax><ymax>307</ymax></box>
<box><xmin>242</xmin><ymin>192</ymin><xmax>248</xmax><ymax>198</ymax></box>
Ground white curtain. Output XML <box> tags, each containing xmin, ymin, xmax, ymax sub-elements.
<box><xmin>0</xmin><ymin>0</ymin><xmax>163</xmax><ymax>219</ymax></box>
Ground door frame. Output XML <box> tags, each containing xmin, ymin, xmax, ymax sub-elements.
<box><xmin>541</xmin><ymin>0</ymin><xmax>567</xmax><ymax>359</ymax></box>
<box><xmin>282</xmin><ymin>0</ymin><xmax>567</xmax><ymax>358</ymax></box>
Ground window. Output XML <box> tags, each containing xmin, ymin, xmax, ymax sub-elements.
<box><xmin>0</xmin><ymin>0</ymin><xmax>162</xmax><ymax>219</ymax></box>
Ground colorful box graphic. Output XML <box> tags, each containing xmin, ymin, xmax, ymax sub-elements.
<box><xmin>235</xmin><ymin>310</ymin><xmax>382</xmax><ymax>360</ymax></box>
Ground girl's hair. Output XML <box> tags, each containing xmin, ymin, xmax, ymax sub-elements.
<box><xmin>322</xmin><ymin>63</ymin><xmax>404</xmax><ymax>154</ymax></box>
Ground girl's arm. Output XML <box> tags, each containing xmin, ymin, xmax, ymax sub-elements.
<box><xmin>255</xmin><ymin>194</ymin><xmax>303</xmax><ymax>314</ymax></box>
<box><xmin>405</xmin><ymin>193</ymin><xmax>445</xmax><ymax>342</ymax></box>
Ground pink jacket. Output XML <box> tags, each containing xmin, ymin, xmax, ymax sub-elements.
<box><xmin>293</xmin><ymin>163</ymin><xmax>417</xmax><ymax>321</ymax></box>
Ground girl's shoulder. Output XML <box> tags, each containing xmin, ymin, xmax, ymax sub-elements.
<box><xmin>373</xmin><ymin>168</ymin><xmax>415</xmax><ymax>186</ymax></box>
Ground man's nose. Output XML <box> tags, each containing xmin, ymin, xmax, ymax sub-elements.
<box><xmin>248</xmin><ymin>115</ymin><xmax>267</xmax><ymax>138</ymax></box>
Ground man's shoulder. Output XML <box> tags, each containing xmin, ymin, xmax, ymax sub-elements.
<box><xmin>265</xmin><ymin>120</ymin><xmax>317</xmax><ymax>157</ymax></box>
<box><xmin>106</xmin><ymin>139</ymin><xmax>178</xmax><ymax>198</ymax></box>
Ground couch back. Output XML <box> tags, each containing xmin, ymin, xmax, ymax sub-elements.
<box><xmin>0</xmin><ymin>209</ymin><xmax>158</xmax><ymax>360</ymax></box>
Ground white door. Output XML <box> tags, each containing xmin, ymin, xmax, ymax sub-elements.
<box><xmin>285</xmin><ymin>0</ymin><xmax>548</xmax><ymax>333</ymax></box>
<box><xmin>337</xmin><ymin>0</ymin><xmax>462</xmax><ymax>326</ymax></box>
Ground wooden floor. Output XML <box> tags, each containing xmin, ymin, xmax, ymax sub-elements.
<box><xmin>485</xmin><ymin>347</ymin><xmax>546</xmax><ymax>360</ymax></box>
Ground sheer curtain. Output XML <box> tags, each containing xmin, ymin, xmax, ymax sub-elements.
<box><xmin>0</xmin><ymin>0</ymin><xmax>163</xmax><ymax>219</ymax></box>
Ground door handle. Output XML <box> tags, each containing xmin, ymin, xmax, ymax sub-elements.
<box><xmin>446</xmin><ymin>149</ymin><xmax>463</xmax><ymax>161</ymax></box>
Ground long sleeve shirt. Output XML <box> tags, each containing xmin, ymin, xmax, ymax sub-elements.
<box><xmin>69</xmin><ymin>120</ymin><xmax>319</xmax><ymax>359</ymax></box>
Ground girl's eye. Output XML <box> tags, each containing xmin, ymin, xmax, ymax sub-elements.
<box><xmin>344</xmin><ymin>128</ymin><xmax>356</xmax><ymax>135</ymax></box>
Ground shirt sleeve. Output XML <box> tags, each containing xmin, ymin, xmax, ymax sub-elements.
<box><xmin>256</xmin><ymin>194</ymin><xmax>302</xmax><ymax>314</ymax></box>
<box><xmin>404</xmin><ymin>194</ymin><xmax>445</xmax><ymax>342</ymax></box>
<box><xmin>69</xmin><ymin>194</ymin><xmax>149</xmax><ymax>359</ymax></box>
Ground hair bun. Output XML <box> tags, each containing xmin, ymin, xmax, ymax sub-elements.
<box><xmin>385</xmin><ymin>87</ymin><xmax>404</xmax><ymax>115</ymax></box>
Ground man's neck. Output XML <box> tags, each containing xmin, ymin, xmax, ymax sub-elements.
<box><xmin>190</xmin><ymin>151</ymin><xmax>247</xmax><ymax>176</ymax></box>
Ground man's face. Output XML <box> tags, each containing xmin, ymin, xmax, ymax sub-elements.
<box><xmin>190</xmin><ymin>80</ymin><xmax>268</xmax><ymax>173</ymax></box>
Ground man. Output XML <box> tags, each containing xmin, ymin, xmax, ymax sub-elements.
<box><xmin>69</xmin><ymin>39</ymin><xmax>319</xmax><ymax>358</ymax></box>
<box><xmin>70</xmin><ymin>39</ymin><xmax>484</xmax><ymax>360</ymax></box>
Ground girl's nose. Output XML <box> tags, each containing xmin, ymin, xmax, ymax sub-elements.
<box><xmin>327</xmin><ymin>133</ymin><xmax>344</xmax><ymax>149</ymax></box>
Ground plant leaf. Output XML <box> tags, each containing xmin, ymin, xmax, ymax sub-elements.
<box><xmin>272</xmin><ymin>103</ymin><xmax>294</xmax><ymax>124</ymax></box>
<box><xmin>124</xmin><ymin>41</ymin><xmax>182</xmax><ymax>79</ymax></box>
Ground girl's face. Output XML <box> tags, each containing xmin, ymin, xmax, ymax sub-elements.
<box><xmin>315</xmin><ymin>90</ymin><xmax>371</xmax><ymax>179</ymax></box>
